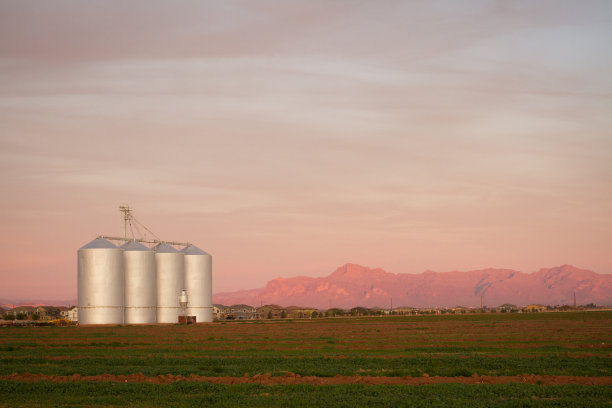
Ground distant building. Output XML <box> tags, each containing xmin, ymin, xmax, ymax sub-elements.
<box><xmin>212</xmin><ymin>304</ymin><xmax>227</xmax><ymax>320</ymax></box>
<box><xmin>35</xmin><ymin>306</ymin><xmax>49</xmax><ymax>319</ymax></box>
<box><xmin>29</xmin><ymin>306</ymin><xmax>65</xmax><ymax>320</ymax></box>
<box><xmin>61</xmin><ymin>307</ymin><xmax>78</xmax><ymax>321</ymax></box>
<box><xmin>498</xmin><ymin>304</ymin><xmax>519</xmax><ymax>312</ymax></box>
<box><xmin>285</xmin><ymin>306</ymin><xmax>317</xmax><ymax>318</ymax></box>
<box><xmin>257</xmin><ymin>305</ymin><xmax>285</xmax><ymax>319</ymax></box>
<box><xmin>325</xmin><ymin>308</ymin><xmax>345</xmax><ymax>317</ymax></box>
<box><xmin>226</xmin><ymin>304</ymin><xmax>258</xmax><ymax>320</ymax></box>
<box><xmin>523</xmin><ymin>304</ymin><xmax>547</xmax><ymax>313</ymax></box>
<box><xmin>392</xmin><ymin>307</ymin><xmax>417</xmax><ymax>315</ymax></box>
<box><xmin>11</xmin><ymin>306</ymin><xmax>36</xmax><ymax>318</ymax></box>
<box><xmin>450</xmin><ymin>306</ymin><xmax>470</xmax><ymax>314</ymax></box>
<box><xmin>369</xmin><ymin>307</ymin><xmax>389</xmax><ymax>315</ymax></box>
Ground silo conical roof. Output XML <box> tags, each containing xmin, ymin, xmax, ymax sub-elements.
<box><xmin>181</xmin><ymin>245</ymin><xmax>210</xmax><ymax>256</ymax></box>
<box><xmin>153</xmin><ymin>242</ymin><xmax>178</xmax><ymax>253</ymax></box>
<box><xmin>79</xmin><ymin>238</ymin><xmax>118</xmax><ymax>250</ymax></box>
<box><xmin>121</xmin><ymin>240</ymin><xmax>151</xmax><ymax>251</ymax></box>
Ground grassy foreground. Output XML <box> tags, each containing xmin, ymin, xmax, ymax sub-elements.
<box><xmin>0</xmin><ymin>381</ymin><xmax>611</xmax><ymax>408</ymax></box>
<box><xmin>1</xmin><ymin>354</ymin><xmax>610</xmax><ymax>377</ymax></box>
<box><xmin>1</xmin><ymin>311</ymin><xmax>610</xmax><ymax>407</ymax></box>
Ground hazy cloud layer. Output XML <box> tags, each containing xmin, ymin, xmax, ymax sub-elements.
<box><xmin>1</xmin><ymin>1</ymin><xmax>611</xmax><ymax>299</ymax></box>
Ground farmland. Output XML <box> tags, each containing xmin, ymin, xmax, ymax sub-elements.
<box><xmin>1</xmin><ymin>311</ymin><xmax>611</xmax><ymax>407</ymax></box>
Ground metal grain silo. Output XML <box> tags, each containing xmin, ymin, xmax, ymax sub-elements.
<box><xmin>77</xmin><ymin>238</ymin><xmax>124</xmax><ymax>324</ymax></box>
<box><xmin>154</xmin><ymin>243</ymin><xmax>184</xmax><ymax>323</ymax></box>
<box><xmin>182</xmin><ymin>245</ymin><xmax>213</xmax><ymax>323</ymax></box>
<box><xmin>122</xmin><ymin>240</ymin><xmax>156</xmax><ymax>324</ymax></box>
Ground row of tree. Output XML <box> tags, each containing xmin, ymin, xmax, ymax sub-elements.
<box><xmin>3</xmin><ymin>313</ymin><xmax>41</xmax><ymax>321</ymax></box>
<box><xmin>263</xmin><ymin>307</ymin><xmax>386</xmax><ymax>319</ymax></box>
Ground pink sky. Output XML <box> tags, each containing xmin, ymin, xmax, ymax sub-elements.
<box><xmin>1</xmin><ymin>1</ymin><xmax>611</xmax><ymax>300</ymax></box>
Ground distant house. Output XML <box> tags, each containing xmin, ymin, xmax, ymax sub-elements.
<box><xmin>54</xmin><ymin>306</ymin><xmax>69</xmax><ymax>317</ymax></box>
<box><xmin>226</xmin><ymin>304</ymin><xmax>258</xmax><ymax>320</ymax></box>
<box><xmin>60</xmin><ymin>307</ymin><xmax>78</xmax><ymax>321</ymax></box>
<box><xmin>257</xmin><ymin>305</ymin><xmax>285</xmax><ymax>319</ymax></box>
<box><xmin>450</xmin><ymin>306</ymin><xmax>470</xmax><ymax>314</ymax></box>
<box><xmin>523</xmin><ymin>304</ymin><xmax>547</xmax><ymax>313</ymax></box>
<box><xmin>325</xmin><ymin>308</ymin><xmax>345</xmax><ymax>317</ymax></box>
<box><xmin>12</xmin><ymin>306</ymin><xmax>36</xmax><ymax>318</ymax></box>
<box><xmin>212</xmin><ymin>304</ymin><xmax>228</xmax><ymax>320</ymax></box>
<box><xmin>369</xmin><ymin>307</ymin><xmax>389</xmax><ymax>315</ymax></box>
<box><xmin>392</xmin><ymin>307</ymin><xmax>417</xmax><ymax>315</ymax></box>
<box><xmin>20</xmin><ymin>306</ymin><xmax>64</xmax><ymax>320</ymax></box>
<box><xmin>36</xmin><ymin>306</ymin><xmax>58</xmax><ymax>319</ymax></box>
<box><xmin>414</xmin><ymin>308</ymin><xmax>441</xmax><ymax>315</ymax></box>
<box><xmin>35</xmin><ymin>306</ymin><xmax>48</xmax><ymax>319</ymax></box>
<box><xmin>498</xmin><ymin>304</ymin><xmax>519</xmax><ymax>313</ymax></box>
<box><xmin>285</xmin><ymin>306</ymin><xmax>317</xmax><ymax>319</ymax></box>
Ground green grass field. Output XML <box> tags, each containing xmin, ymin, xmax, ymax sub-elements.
<box><xmin>1</xmin><ymin>382</ymin><xmax>611</xmax><ymax>408</ymax></box>
<box><xmin>1</xmin><ymin>311</ymin><xmax>610</xmax><ymax>406</ymax></box>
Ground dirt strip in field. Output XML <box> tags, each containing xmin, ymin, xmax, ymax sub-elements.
<box><xmin>2</xmin><ymin>373</ymin><xmax>611</xmax><ymax>386</ymax></box>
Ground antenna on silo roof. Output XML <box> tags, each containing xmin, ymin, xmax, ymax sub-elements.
<box><xmin>116</xmin><ymin>205</ymin><xmax>163</xmax><ymax>244</ymax></box>
<box><xmin>119</xmin><ymin>205</ymin><xmax>133</xmax><ymax>240</ymax></box>
<box><xmin>101</xmin><ymin>205</ymin><xmax>188</xmax><ymax>247</ymax></box>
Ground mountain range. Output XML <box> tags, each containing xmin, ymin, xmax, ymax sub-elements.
<box><xmin>3</xmin><ymin>264</ymin><xmax>610</xmax><ymax>311</ymax></box>
<box><xmin>0</xmin><ymin>299</ymin><xmax>76</xmax><ymax>310</ymax></box>
<box><xmin>213</xmin><ymin>264</ymin><xmax>612</xmax><ymax>309</ymax></box>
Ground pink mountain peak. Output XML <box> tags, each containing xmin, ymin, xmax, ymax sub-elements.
<box><xmin>213</xmin><ymin>264</ymin><xmax>611</xmax><ymax>309</ymax></box>
<box><xmin>330</xmin><ymin>263</ymin><xmax>390</xmax><ymax>279</ymax></box>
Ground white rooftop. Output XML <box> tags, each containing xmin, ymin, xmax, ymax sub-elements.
<box><xmin>79</xmin><ymin>238</ymin><xmax>118</xmax><ymax>250</ymax></box>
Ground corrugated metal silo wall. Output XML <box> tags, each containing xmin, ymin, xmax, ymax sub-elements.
<box><xmin>155</xmin><ymin>243</ymin><xmax>185</xmax><ymax>323</ymax></box>
<box><xmin>183</xmin><ymin>245</ymin><xmax>213</xmax><ymax>322</ymax></box>
<box><xmin>122</xmin><ymin>241</ymin><xmax>157</xmax><ymax>324</ymax></box>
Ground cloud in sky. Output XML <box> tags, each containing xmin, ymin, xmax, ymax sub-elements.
<box><xmin>1</xmin><ymin>1</ymin><xmax>611</xmax><ymax>299</ymax></box>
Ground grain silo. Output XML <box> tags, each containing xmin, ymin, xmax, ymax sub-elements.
<box><xmin>77</xmin><ymin>238</ymin><xmax>125</xmax><ymax>324</ymax></box>
<box><xmin>182</xmin><ymin>245</ymin><xmax>213</xmax><ymax>322</ymax></box>
<box><xmin>77</xmin><ymin>205</ymin><xmax>213</xmax><ymax>325</ymax></box>
<box><xmin>122</xmin><ymin>240</ymin><xmax>157</xmax><ymax>324</ymax></box>
<box><xmin>155</xmin><ymin>242</ymin><xmax>184</xmax><ymax>323</ymax></box>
